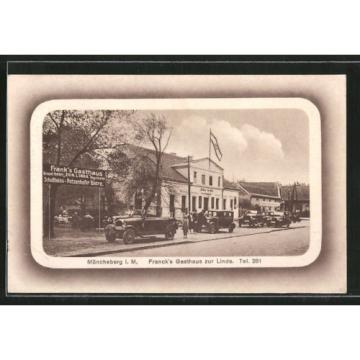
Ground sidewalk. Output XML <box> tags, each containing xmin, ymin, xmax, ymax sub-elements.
<box><xmin>44</xmin><ymin>221</ymin><xmax>308</xmax><ymax>257</ymax></box>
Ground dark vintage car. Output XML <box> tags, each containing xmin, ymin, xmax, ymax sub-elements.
<box><xmin>238</xmin><ymin>211</ymin><xmax>265</xmax><ymax>228</ymax></box>
<box><xmin>104</xmin><ymin>216</ymin><xmax>178</xmax><ymax>244</ymax></box>
<box><xmin>264</xmin><ymin>211</ymin><xmax>291</xmax><ymax>228</ymax></box>
<box><xmin>193</xmin><ymin>210</ymin><xmax>236</xmax><ymax>234</ymax></box>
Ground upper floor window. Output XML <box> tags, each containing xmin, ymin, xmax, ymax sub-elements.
<box><xmin>218</xmin><ymin>176</ymin><xmax>221</xmax><ymax>187</ymax></box>
<box><xmin>193</xmin><ymin>171</ymin><xmax>197</xmax><ymax>184</ymax></box>
<box><xmin>201</xmin><ymin>174</ymin><xmax>206</xmax><ymax>185</ymax></box>
<box><xmin>209</xmin><ymin>176</ymin><xmax>213</xmax><ymax>186</ymax></box>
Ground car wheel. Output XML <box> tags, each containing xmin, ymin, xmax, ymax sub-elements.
<box><xmin>123</xmin><ymin>229</ymin><xmax>136</xmax><ymax>244</ymax></box>
<box><xmin>209</xmin><ymin>223</ymin><xmax>216</xmax><ymax>234</ymax></box>
<box><xmin>228</xmin><ymin>226</ymin><xmax>234</xmax><ymax>233</ymax></box>
<box><xmin>165</xmin><ymin>229</ymin><xmax>175</xmax><ymax>240</ymax></box>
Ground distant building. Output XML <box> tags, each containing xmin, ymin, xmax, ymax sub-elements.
<box><xmin>280</xmin><ymin>184</ymin><xmax>310</xmax><ymax>216</ymax></box>
<box><xmin>237</xmin><ymin>181</ymin><xmax>282</xmax><ymax>212</ymax></box>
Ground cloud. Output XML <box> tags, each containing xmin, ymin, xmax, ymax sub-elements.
<box><xmin>167</xmin><ymin>116</ymin><xmax>286</xmax><ymax>181</ymax></box>
<box><xmin>240</xmin><ymin>124</ymin><xmax>285</xmax><ymax>159</ymax></box>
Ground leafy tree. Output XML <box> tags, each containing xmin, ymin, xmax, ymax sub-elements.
<box><xmin>43</xmin><ymin>109</ymin><xmax>133</xmax><ymax>237</ymax></box>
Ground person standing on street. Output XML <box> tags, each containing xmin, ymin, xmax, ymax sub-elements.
<box><xmin>182</xmin><ymin>209</ymin><xmax>190</xmax><ymax>239</ymax></box>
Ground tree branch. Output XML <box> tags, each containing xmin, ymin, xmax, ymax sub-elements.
<box><xmin>67</xmin><ymin>115</ymin><xmax>109</xmax><ymax>167</ymax></box>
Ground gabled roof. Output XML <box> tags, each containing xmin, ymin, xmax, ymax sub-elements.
<box><xmin>280</xmin><ymin>184</ymin><xmax>310</xmax><ymax>201</ymax></box>
<box><xmin>122</xmin><ymin>144</ymin><xmax>189</xmax><ymax>183</ymax></box>
<box><xmin>238</xmin><ymin>181</ymin><xmax>281</xmax><ymax>198</ymax></box>
<box><xmin>223</xmin><ymin>179</ymin><xmax>241</xmax><ymax>191</ymax></box>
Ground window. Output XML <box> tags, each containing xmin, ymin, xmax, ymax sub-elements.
<box><xmin>223</xmin><ymin>199</ymin><xmax>226</xmax><ymax>209</ymax></box>
<box><xmin>169</xmin><ymin>194</ymin><xmax>175</xmax><ymax>217</ymax></box>
<box><xmin>230</xmin><ymin>199</ymin><xmax>233</xmax><ymax>210</ymax></box>
<box><xmin>216</xmin><ymin>198</ymin><xmax>219</xmax><ymax>210</ymax></box>
<box><xmin>199</xmin><ymin>196</ymin><xmax>202</xmax><ymax>208</ymax></box>
<box><xmin>211</xmin><ymin>197</ymin><xmax>214</xmax><ymax>209</ymax></box>
<box><xmin>193</xmin><ymin>171</ymin><xmax>197</xmax><ymax>184</ymax></box>
<box><xmin>209</xmin><ymin>176</ymin><xmax>213</xmax><ymax>186</ymax></box>
<box><xmin>201</xmin><ymin>174</ymin><xmax>206</xmax><ymax>185</ymax></box>
<box><xmin>218</xmin><ymin>176</ymin><xmax>221</xmax><ymax>187</ymax></box>
<box><xmin>181</xmin><ymin>195</ymin><xmax>186</xmax><ymax>211</ymax></box>
<box><xmin>234</xmin><ymin>197</ymin><xmax>237</xmax><ymax>208</ymax></box>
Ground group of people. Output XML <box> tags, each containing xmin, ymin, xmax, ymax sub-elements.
<box><xmin>181</xmin><ymin>208</ymin><xmax>208</xmax><ymax>239</ymax></box>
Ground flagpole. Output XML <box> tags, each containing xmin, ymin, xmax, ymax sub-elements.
<box><xmin>209</xmin><ymin>129</ymin><xmax>211</xmax><ymax>169</ymax></box>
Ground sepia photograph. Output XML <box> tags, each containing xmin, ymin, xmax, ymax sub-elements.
<box><xmin>7</xmin><ymin>73</ymin><xmax>346</xmax><ymax>293</ymax></box>
<box><xmin>30</xmin><ymin>98</ymin><xmax>321</xmax><ymax>268</ymax></box>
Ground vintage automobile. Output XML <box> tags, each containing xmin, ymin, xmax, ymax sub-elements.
<box><xmin>54</xmin><ymin>214</ymin><xmax>72</xmax><ymax>225</ymax></box>
<box><xmin>104</xmin><ymin>216</ymin><xmax>178</xmax><ymax>244</ymax></box>
<box><xmin>264</xmin><ymin>211</ymin><xmax>291</xmax><ymax>228</ymax></box>
<box><xmin>193</xmin><ymin>210</ymin><xmax>236</xmax><ymax>234</ymax></box>
<box><xmin>238</xmin><ymin>211</ymin><xmax>265</xmax><ymax>228</ymax></box>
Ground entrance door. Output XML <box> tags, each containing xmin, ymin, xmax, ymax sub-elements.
<box><xmin>192</xmin><ymin>196</ymin><xmax>196</xmax><ymax>212</ymax></box>
<box><xmin>204</xmin><ymin>197</ymin><xmax>209</xmax><ymax>210</ymax></box>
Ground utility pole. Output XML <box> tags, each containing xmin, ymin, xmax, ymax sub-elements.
<box><xmin>187</xmin><ymin>155</ymin><xmax>191</xmax><ymax>212</ymax></box>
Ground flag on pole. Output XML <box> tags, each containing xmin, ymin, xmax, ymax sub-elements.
<box><xmin>210</xmin><ymin>130</ymin><xmax>223</xmax><ymax>161</ymax></box>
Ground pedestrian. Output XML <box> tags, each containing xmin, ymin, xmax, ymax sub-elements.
<box><xmin>182</xmin><ymin>209</ymin><xmax>189</xmax><ymax>239</ymax></box>
<box><xmin>72</xmin><ymin>211</ymin><xmax>80</xmax><ymax>229</ymax></box>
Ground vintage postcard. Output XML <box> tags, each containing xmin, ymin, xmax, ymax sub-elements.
<box><xmin>7</xmin><ymin>74</ymin><xmax>346</xmax><ymax>294</ymax></box>
<box><xmin>30</xmin><ymin>98</ymin><xmax>321</xmax><ymax>269</ymax></box>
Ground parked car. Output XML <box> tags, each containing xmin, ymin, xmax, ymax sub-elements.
<box><xmin>193</xmin><ymin>210</ymin><xmax>236</xmax><ymax>234</ymax></box>
<box><xmin>54</xmin><ymin>214</ymin><xmax>72</xmax><ymax>225</ymax></box>
<box><xmin>265</xmin><ymin>211</ymin><xmax>291</xmax><ymax>228</ymax></box>
<box><xmin>104</xmin><ymin>216</ymin><xmax>178</xmax><ymax>244</ymax></box>
<box><xmin>238</xmin><ymin>211</ymin><xmax>265</xmax><ymax>228</ymax></box>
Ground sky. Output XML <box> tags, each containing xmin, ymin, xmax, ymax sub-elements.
<box><xmin>133</xmin><ymin>109</ymin><xmax>309</xmax><ymax>184</ymax></box>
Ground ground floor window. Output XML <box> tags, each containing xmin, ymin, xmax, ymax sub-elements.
<box><xmin>199</xmin><ymin>196</ymin><xmax>202</xmax><ymax>209</ymax></box>
<box><xmin>223</xmin><ymin>199</ymin><xmax>226</xmax><ymax>210</ymax></box>
<box><xmin>211</xmin><ymin>197</ymin><xmax>215</xmax><ymax>209</ymax></box>
<box><xmin>230</xmin><ymin>199</ymin><xmax>233</xmax><ymax>210</ymax></box>
<box><xmin>181</xmin><ymin>195</ymin><xmax>186</xmax><ymax>212</ymax></box>
<box><xmin>216</xmin><ymin>198</ymin><xmax>219</xmax><ymax>209</ymax></box>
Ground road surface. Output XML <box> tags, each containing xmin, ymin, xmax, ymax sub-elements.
<box><xmin>103</xmin><ymin>222</ymin><xmax>309</xmax><ymax>257</ymax></box>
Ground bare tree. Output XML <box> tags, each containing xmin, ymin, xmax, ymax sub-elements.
<box><xmin>133</xmin><ymin>113</ymin><xmax>173</xmax><ymax>216</ymax></box>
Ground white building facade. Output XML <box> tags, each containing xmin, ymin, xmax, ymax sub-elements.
<box><xmin>159</xmin><ymin>158</ymin><xmax>240</xmax><ymax>218</ymax></box>
<box><xmin>111</xmin><ymin>147</ymin><xmax>281</xmax><ymax>219</ymax></box>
